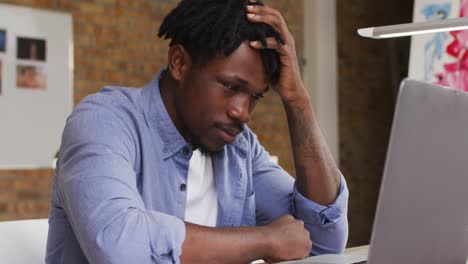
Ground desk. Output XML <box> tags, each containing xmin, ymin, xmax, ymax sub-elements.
<box><xmin>253</xmin><ymin>245</ymin><xmax>370</xmax><ymax>264</ymax></box>
<box><xmin>344</xmin><ymin>245</ymin><xmax>369</xmax><ymax>257</ymax></box>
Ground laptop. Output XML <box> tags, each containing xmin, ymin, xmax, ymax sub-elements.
<box><xmin>281</xmin><ymin>79</ymin><xmax>468</xmax><ymax>264</ymax></box>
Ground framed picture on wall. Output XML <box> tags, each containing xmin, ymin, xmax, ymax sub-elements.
<box><xmin>16</xmin><ymin>64</ymin><xmax>46</xmax><ymax>90</ymax></box>
<box><xmin>409</xmin><ymin>0</ymin><xmax>468</xmax><ymax>91</ymax></box>
<box><xmin>17</xmin><ymin>37</ymin><xmax>46</xmax><ymax>61</ymax></box>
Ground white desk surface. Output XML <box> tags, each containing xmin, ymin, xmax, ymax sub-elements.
<box><xmin>344</xmin><ymin>245</ymin><xmax>369</xmax><ymax>256</ymax></box>
<box><xmin>253</xmin><ymin>245</ymin><xmax>370</xmax><ymax>264</ymax></box>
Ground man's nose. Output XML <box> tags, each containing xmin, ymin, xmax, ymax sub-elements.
<box><xmin>227</xmin><ymin>94</ymin><xmax>251</xmax><ymax>124</ymax></box>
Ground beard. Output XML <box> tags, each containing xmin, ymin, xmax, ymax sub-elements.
<box><xmin>190</xmin><ymin>134</ymin><xmax>224</xmax><ymax>155</ymax></box>
<box><xmin>190</xmin><ymin>135</ymin><xmax>210</xmax><ymax>155</ymax></box>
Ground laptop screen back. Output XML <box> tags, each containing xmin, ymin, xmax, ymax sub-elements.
<box><xmin>368</xmin><ymin>79</ymin><xmax>468</xmax><ymax>263</ymax></box>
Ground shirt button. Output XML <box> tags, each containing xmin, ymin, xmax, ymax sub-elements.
<box><xmin>180</xmin><ymin>183</ymin><xmax>186</xmax><ymax>191</ymax></box>
<box><xmin>182</xmin><ymin>147</ymin><xmax>190</xmax><ymax>155</ymax></box>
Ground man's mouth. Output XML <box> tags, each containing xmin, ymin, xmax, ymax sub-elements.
<box><xmin>217</xmin><ymin>125</ymin><xmax>242</xmax><ymax>143</ymax></box>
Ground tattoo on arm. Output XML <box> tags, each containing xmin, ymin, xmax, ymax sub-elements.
<box><xmin>284</xmin><ymin>101</ymin><xmax>341</xmax><ymax>203</ymax></box>
<box><xmin>286</xmin><ymin>105</ymin><xmax>324</xmax><ymax>162</ymax></box>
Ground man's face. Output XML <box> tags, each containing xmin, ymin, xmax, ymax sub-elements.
<box><xmin>176</xmin><ymin>42</ymin><xmax>269</xmax><ymax>153</ymax></box>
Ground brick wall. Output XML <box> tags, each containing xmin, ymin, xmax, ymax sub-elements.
<box><xmin>337</xmin><ymin>0</ymin><xmax>412</xmax><ymax>246</ymax></box>
<box><xmin>0</xmin><ymin>0</ymin><xmax>303</xmax><ymax>220</ymax></box>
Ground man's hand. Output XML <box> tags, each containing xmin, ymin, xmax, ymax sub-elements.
<box><xmin>245</xmin><ymin>0</ymin><xmax>304</xmax><ymax>104</ymax></box>
<box><xmin>262</xmin><ymin>215</ymin><xmax>312</xmax><ymax>263</ymax></box>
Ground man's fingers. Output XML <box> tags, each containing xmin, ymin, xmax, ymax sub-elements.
<box><xmin>250</xmin><ymin>37</ymin><xmax>279</xmax><ymax>49</ymax></box>
<box><xmin>246</xmin><ymin>5</ymin><xmax>283</xmax><ymax>32</ymax></box>
<box><xmin>250</xmin><ymin>37</ymin><xmax>289</xmax><ymax>56</ymax></box>
<box><xmin>245</xmin><ymin>4</ymin><xmax>291</xmax><ymax>40</ymax></box>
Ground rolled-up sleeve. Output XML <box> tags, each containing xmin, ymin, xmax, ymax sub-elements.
<box><xmin>292</xmin><ymin>173</ymin><xmax>349</xmax><ymax>255</ymax></box>
<box><xmin>56</xmin><ymin>96</ymin><xmax>185</xmax><ymax>263</ymax></box>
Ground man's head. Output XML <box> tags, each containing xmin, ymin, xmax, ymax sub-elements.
<box><xmin>158</xmin><ymin>0</ymin><xmax>283</xmax><ymax>153</ymax></box>
<box><xmin>158</xmin><ymin>0</ymin><xmax>283</xmax><ymax>85</ymax></box>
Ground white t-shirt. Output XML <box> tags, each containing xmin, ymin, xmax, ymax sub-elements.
<box><xmin>184</xmin><ymin>149</ymin><xmax>218</xmax><ymax>227</ymax></box>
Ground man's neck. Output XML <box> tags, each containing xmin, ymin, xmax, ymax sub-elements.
<box><xmin>159</xmin><ymin>72</ymin><xmax>191</xmax><ymax>143</ymax></box>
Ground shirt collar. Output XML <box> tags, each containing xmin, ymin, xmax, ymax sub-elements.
<box><xmin>142</xmin><ymin>70</ymin><xmax>188</xmax><ymax>158</ymax></box>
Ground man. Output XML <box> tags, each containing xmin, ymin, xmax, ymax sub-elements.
<box><xmin>46</xmin><ymin>0</ymin><xmax>349</xmax><ymax>263</ymax></box>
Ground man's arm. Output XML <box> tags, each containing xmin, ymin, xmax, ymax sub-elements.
<box><xmin>181</xmin><ymin>215</ymin><xmax>311</xmax><ymax>264</ymax></box>
<box><xmin>284</xmin><ymin>97</ymin><xmax>340</xmax><ymax>205</ymax></box>
<box><xmin>246</xmin><ymin>3</ymin><xmax>340</xmax><ymax>206</ymax></box>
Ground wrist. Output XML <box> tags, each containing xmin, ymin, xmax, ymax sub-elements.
<box><xmin>258</xmin><ymin>225</ymin><xmax>277</xmax><ymax>259</ymax></box>
<box><xmin>279</xmin><ymin>85</ymin><xmax>310</xmax><ymax>106</ymax></box>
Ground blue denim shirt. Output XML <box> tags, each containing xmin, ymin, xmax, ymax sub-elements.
<box><xmin>46</xmin><ymin>72</ymin><xmax>349</xmax><ymax>264</ymax></box>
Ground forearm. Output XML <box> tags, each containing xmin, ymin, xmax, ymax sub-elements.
<box><xmin>181</xmin><ymin>222</ymin><xmax>271</xmax><ymax>264</ymax></box>
<box><xmin>283</xmin><ymin>86</ymin><xmax>340</xmax><ymax>206</ymax></box>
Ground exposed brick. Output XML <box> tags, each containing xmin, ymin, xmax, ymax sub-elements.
<box><xmin>15</xmin><ymin>179</ymin><xmax>36</xmax><ymax>191</ymax></box>
<box><xmin>0</xmin><ymin>203</ymin><xmax>8</xmax><ymax>213</ymax></box>
<box><xmin>0</xmin><ymin>179</ymin><xmax>15</xmax><ymax>191</ymax></box>
<box><xmin>0</xmin><ymin>192</ymin><xmax>16</xmax><ymax>201</ymax></box>
<box><xmin>17</xmin><ymin>191</ymin><xmax>42</xmax><ymax>201</ymax></box>
<box><xmin>99</xmin><ymin>0</ymin><xmax>117</xmax><ymax>5</ymax></box>
<box><xmin>79</xmin><ymin>2</ymin><xmax>105</xmax><ymax>14</ymax></box>
<box><xmin>0</xmin><ymin>215</ymin><xmax>18</xmax><ymax>222</ymax></box>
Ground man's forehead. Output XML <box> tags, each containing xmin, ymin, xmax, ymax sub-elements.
<box><xmin>205</xmin><ymin>44</ymin><xmax>270</xmax><ymax>86</ymax></box>
<box><xmin>216</xmin><ymin>70</ymin><xmax>269</xmax><ymax>91</ymax></box>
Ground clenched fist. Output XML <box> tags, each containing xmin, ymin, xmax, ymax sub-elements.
<box><xmin>261</xmin><ymin>215</ymin><xmax>312</xmax><ymax>263</ymax></box>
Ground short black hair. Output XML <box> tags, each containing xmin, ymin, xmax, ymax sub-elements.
<box><xmin>158</xmin><ymin>0</ymin><xmax>284</xmax><ymax>85</ymax></box>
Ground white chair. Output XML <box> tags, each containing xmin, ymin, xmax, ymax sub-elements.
<box><xmin>0</xmin><ymin>219</ymin><xmax>48</xmax><ymax>263</ymax></box>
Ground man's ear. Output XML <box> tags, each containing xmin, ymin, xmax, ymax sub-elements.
<box><xmin>167</xmin><ymin>45</ymin><xmax>191</xmax><ymax>81</ymax></box>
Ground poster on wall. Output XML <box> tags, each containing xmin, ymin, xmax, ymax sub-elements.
<box><xmin>0</xmin><ymin>4</ymin><xmax>73</xmax><ymax>169</ymax></box>
<box><xmin>409</xmin><ymin>0</ymin><xmax>468</xmax><ymax>91</ymax></box>
<box><xmin>17</xmin><ymin>37</ymin><xmax>46</xmax><ymax>61</ymax></box>
<box><xmin>16</xmin><ymin>65</ymin><xmax>46</xmax><ymax>90</ymax></box>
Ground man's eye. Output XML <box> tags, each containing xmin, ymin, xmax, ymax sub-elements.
<box><xmin>252</xmin><ymin>93</ymin><xmax>264</xmax><ymax>100</ymax></box>
<box><xmin>225</xmin><ymin>84</ymin><xmax>239</xmax><ymax>91</ymax></box>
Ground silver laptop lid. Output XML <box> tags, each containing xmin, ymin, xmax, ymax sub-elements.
<box><xmin>368</xmin><ymin>79</ymin><xmax>468</xmax><ymax>263</ymax></box>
